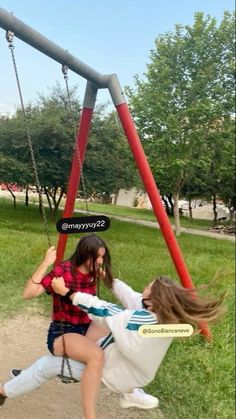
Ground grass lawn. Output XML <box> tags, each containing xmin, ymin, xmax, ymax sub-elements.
<box><xmin>0</xmin><ymin>199</ymin><xmax>235</xmax><ymax>419</ymax></box>
<box><xmin>73</xmin><ymin>201</ymin><xmax>218</xmax><ymax>230</ymax></box>
<box><xmin>3</xmin><ymin>193</ymin><xmax>220</xmax><ymax>230</ymax></box>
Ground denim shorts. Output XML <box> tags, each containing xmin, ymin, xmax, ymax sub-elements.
<box><xmin>47</xmin><ymin>321</ymin><xmax>90</xmax><ymax>354</ymax></box>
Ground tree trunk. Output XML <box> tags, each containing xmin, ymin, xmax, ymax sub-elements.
<box><xmin>38</xmin><ymin>195</ymin><xmax>42</xmax><ymax>214</ymax></box>
<box><xmin>44</xmin><ymin>187</ymin><xmax>53</xmax><ymax>214</ymax></box>
<box><xmin>228</xmin><ymin>199</ymin><xmax>236</xmax><ymax>225</ymax></box>
<box><xmin>7</xmin><ymin>186</ymin><xmax>16</xmax><ymax>209</ymax></box>
<box><xmin>188</xmin><ymin>198</ymin><xmax>193</xmax><ymax>221</ymax></box>
<box><xmin>212</xmin><ymin>194</ymin><xmax>217</xmax><ymax>225</ymax></box>
<box><xmin>173</xmin><ymin>190</ymin><xmax>181</xmax><ymax>236</ymax></box>
<box><xmin>229</xmin><ymin>209</ymin><xmax>234</xmax><ymax>224</ymax></box>
<box><xmin>113</xmin><ymin>192</ymin><xmax>119</xmax><ymax>205</ymax></box>
<box><xmin>25</xmin><ymin>186</ymin><xmax>29</xmax><ymax>207</ymax></box>
<box><xmin>37</xmin><ymin>187</ymin><xmax>45</xmax><ymax>215</ymax></box>
<box><xmin>52</xmin><ymin>188</ymin><xmax>65</xmax><ymax>218</ymax></box>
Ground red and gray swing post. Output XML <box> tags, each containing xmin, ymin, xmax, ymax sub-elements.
<box><xmin>55</xmin><ymin>82</ymin><xmax>97</xmax><ymax>265</ymax></box>
<box><xmin>108</xmin><ymin>75</ymin><xmax>211</xmax><ymax>340</ymax></box>
<box><xmin>0</xmin><ymin>7</ymin><xmax>211</xmax><ymax>339</ymax></box>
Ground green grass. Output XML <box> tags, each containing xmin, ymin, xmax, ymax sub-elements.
<box><xmin>74</xmin><ymin>201</ymin><xmax>217</xmax><ymax>230</ymax></box>
<box><xmin>0</xmin><ymin>198</ymin><xmax>235</xmax><ymax>419</ymax></box>
<box><xmin>3</xmin><ymin>193</ymin><xmax>220</xmax><ymax>230</ymax></box>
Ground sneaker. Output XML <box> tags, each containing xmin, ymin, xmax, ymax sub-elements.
<box><xmin>120</xmin><ymin>388</ymin><xmax>159</xmax><ymax>409</ymax></box>
<box><xmin>10</xmin><ymin>369</ymin><xmax>22</xmax><ymax>378</ymax></box>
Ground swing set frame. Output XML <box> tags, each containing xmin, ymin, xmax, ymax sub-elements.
<box><xmin>0</xmin><ymin>7</ymin><xmax>210</xmax><ymax>339</ymax></box>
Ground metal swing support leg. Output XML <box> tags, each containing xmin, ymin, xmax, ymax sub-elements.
<box><xmin>108</xmin><ymin>75</ymin><xmax>211</xmax><ymax>340</ymax></box>
<box><xmin>55</xmin><ymin>82</ymin><xmax>97</xmax><ymax>265</ymax></box>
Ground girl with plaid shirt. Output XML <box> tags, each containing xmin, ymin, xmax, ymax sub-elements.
<box><xmin>22</xmin><ymin>234</ymin><xmax>113</xmax><ymax>419</ymax></box>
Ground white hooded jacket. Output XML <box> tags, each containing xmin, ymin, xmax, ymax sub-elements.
<box><xmin>72</xmin><ymin>278</ymin><xmax>173</xmax><ymax>393</ymax></box>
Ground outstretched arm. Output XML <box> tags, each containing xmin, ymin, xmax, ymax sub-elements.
<box><xmin>52</xmin><ymin>277</ymin><xmax>124</xmax><ymax>323</ymax></box>
<box><xmin>23</xmin><ymin>246</ymin><xmax>57</xmax><ymax>299</ymax></box>
<box><xmin>112</xmin><ymin>278</ymin><xmax>143</xmax><ymax>310</ymax></box>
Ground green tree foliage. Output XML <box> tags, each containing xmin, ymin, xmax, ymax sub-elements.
<box><xmin>126</xmin><ymin>11</ymin><xmax>235</xmax><ymax>234</ymax></box>
<box><xmin>200</xmin><ymin>117</ymin><xmax>235</xmax><ymax>223</ymax></box>
<box><xmin>0</xmin><ymin>114</ymin><xmax>32</xmax><ymax>185</ymax></box>
<box><xmin>0</xmin><ymin>85</ymin><xmax>79</xmax><ymax>214</ymax></box>
<box><xmin>83</xmin><ymin>109</ymin><xmax>137</xmax><ymax>197</ymax></box>
<box><xmin>0</xmin><ymin>84</ymin><xmax>137</xmax><ymax>214</ymax></box>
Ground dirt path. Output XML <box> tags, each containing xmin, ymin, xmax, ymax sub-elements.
<box><xmin>0</xmin><ymin>314</ymin><xmax>164</xmax><ymax>419</ymax></box>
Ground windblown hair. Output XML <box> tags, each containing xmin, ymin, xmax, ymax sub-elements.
<box><xmin>150</xmin><ymin>276</ymin><xmax>225</xmax><ymax>327</ymax></box>
<box><xmin>70</xmin><ymin>234</ymin><xmax>113</xmax><ymax>288</ymax></box>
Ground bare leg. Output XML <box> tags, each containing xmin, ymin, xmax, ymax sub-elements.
<box><xmin>53</xmin><ymin>333</ymin><xmax>104</xmax><ymax>419</ymax></box>
<box><xmin>80</xmin><ymin>347</ymin><xmax>104</xmax><ymax>419</ymax></box>
<box><xmin>86</xmin><ymin>322</ymin><xmax>109</xmax><ymax>342</ymax></box>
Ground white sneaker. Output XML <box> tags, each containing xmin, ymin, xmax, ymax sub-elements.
<box><xmin>120</xmin><ymin>388</ymin><xmax>159</xmax><ymax>409</ymax></box>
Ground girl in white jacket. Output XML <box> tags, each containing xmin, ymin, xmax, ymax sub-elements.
<box><xmin>50</xmin><ymin>275</ymin><xmax>224</xmax><ymax>393</ymax></box>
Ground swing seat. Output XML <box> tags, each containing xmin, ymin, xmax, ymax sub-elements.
<box><xmin>57</xmin><ymin>375</ymin><xmax>79</xmax><ymax>384</ymax></box>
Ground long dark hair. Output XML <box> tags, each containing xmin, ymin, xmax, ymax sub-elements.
<box><xmin>150</xmin><ymin>276</ymin><xmax>225</xmax><ymax>327</ymax></box>
<box><xmin>70</xmin><ymin>234</ymin><xmax>113</xmax><ymax>288</ymax></box>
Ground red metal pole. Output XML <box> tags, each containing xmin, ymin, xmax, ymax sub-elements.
<box><xmin>55</xmin><ymin>107</ymin><xmax>94</xmax><ymax>265</ymax></box>
<box><xmin>116</xmin><ymin>103</ymin><xmax>211</xmax><ymax>339</ymax></box>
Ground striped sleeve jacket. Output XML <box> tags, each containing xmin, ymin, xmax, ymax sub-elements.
<box><xmin>72</xmin><ymin>279</ymin><xmax>173</xmax><ymax>393</ymax></box>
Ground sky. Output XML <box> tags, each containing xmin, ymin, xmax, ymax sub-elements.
<box><xmin>0</xmin><ymin>0</ymin><xmax>234</xmax><ymax>115</ymax></box>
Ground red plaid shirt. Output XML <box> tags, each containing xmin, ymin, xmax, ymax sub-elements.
<box><xmin>41</xmin><ymin>260</ymin><xmax>96</xmax><ymax>325</ymax></box>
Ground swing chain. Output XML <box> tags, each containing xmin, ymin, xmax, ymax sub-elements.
<box><xmin>6</xmin><ymin>30</ymin><xmax>51</xmax><ymax>248</ymax></box>
<box><xmin>6</xmin><ymin>32</ymin><xmax>76</xmax><ymax>385</ymax></box>
<box><xmin>58</xmin><ymin>329</ymin><xmax>78</xmax><ymax>384</ymax></box>
<box><xmin>61</xmin><ymin>64</ymin><xmax>90</xmax><ymax>216</ymax></box>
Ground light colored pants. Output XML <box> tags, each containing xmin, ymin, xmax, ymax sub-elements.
<box><xmin>4</xmin><ymin>355</ymin><xmax>85</xmax><ymax>398</ymax></box>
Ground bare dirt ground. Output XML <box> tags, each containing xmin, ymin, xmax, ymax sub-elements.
<box><xmin>0</xmin><ymin>314</ymin><xmax>164</xmax><ymax>419</ymax></box>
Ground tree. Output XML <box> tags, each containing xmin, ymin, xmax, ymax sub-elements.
<box><xmin>0</xmin><ymin>113</ymin><xmax>34</xmax><ymax>207</ymax></box>
<box><xmin>202</xmin><ymin>116</ymin><xmax>235</xmax><ymax>223</ymax></box>
<box><xmin>0</xmin><ymin>114</ymin><xmax>32</xmax><ymax>182</ymax></box>
<box><xmin>29</xmin><ymin>84</ymin><xmax>81</xmax><ymax>214</ymax></box>
<box><xmin>0</xmin><ymin>84</ymin><xmax>80</xmax><ymax>215</ymax></box>
<box><xmin>83</xmin><ymin>109</ymin><xmax>138</xmax><ymax>199</ymax></box>
<box><xmin>0</xmin><ymin>85</ymin><xmax>138</xmax><ymax>214</ymax></box>
<box><xmin>126</xmin><ymin>11</ymin><xmax>235</xmax><ymax>235</ymax></box>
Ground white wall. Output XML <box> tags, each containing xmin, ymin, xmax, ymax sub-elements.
<box><xmin>115</xmin><ymin>188</ymin><xmax>138</xmax><ymax>207</ymax></box>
